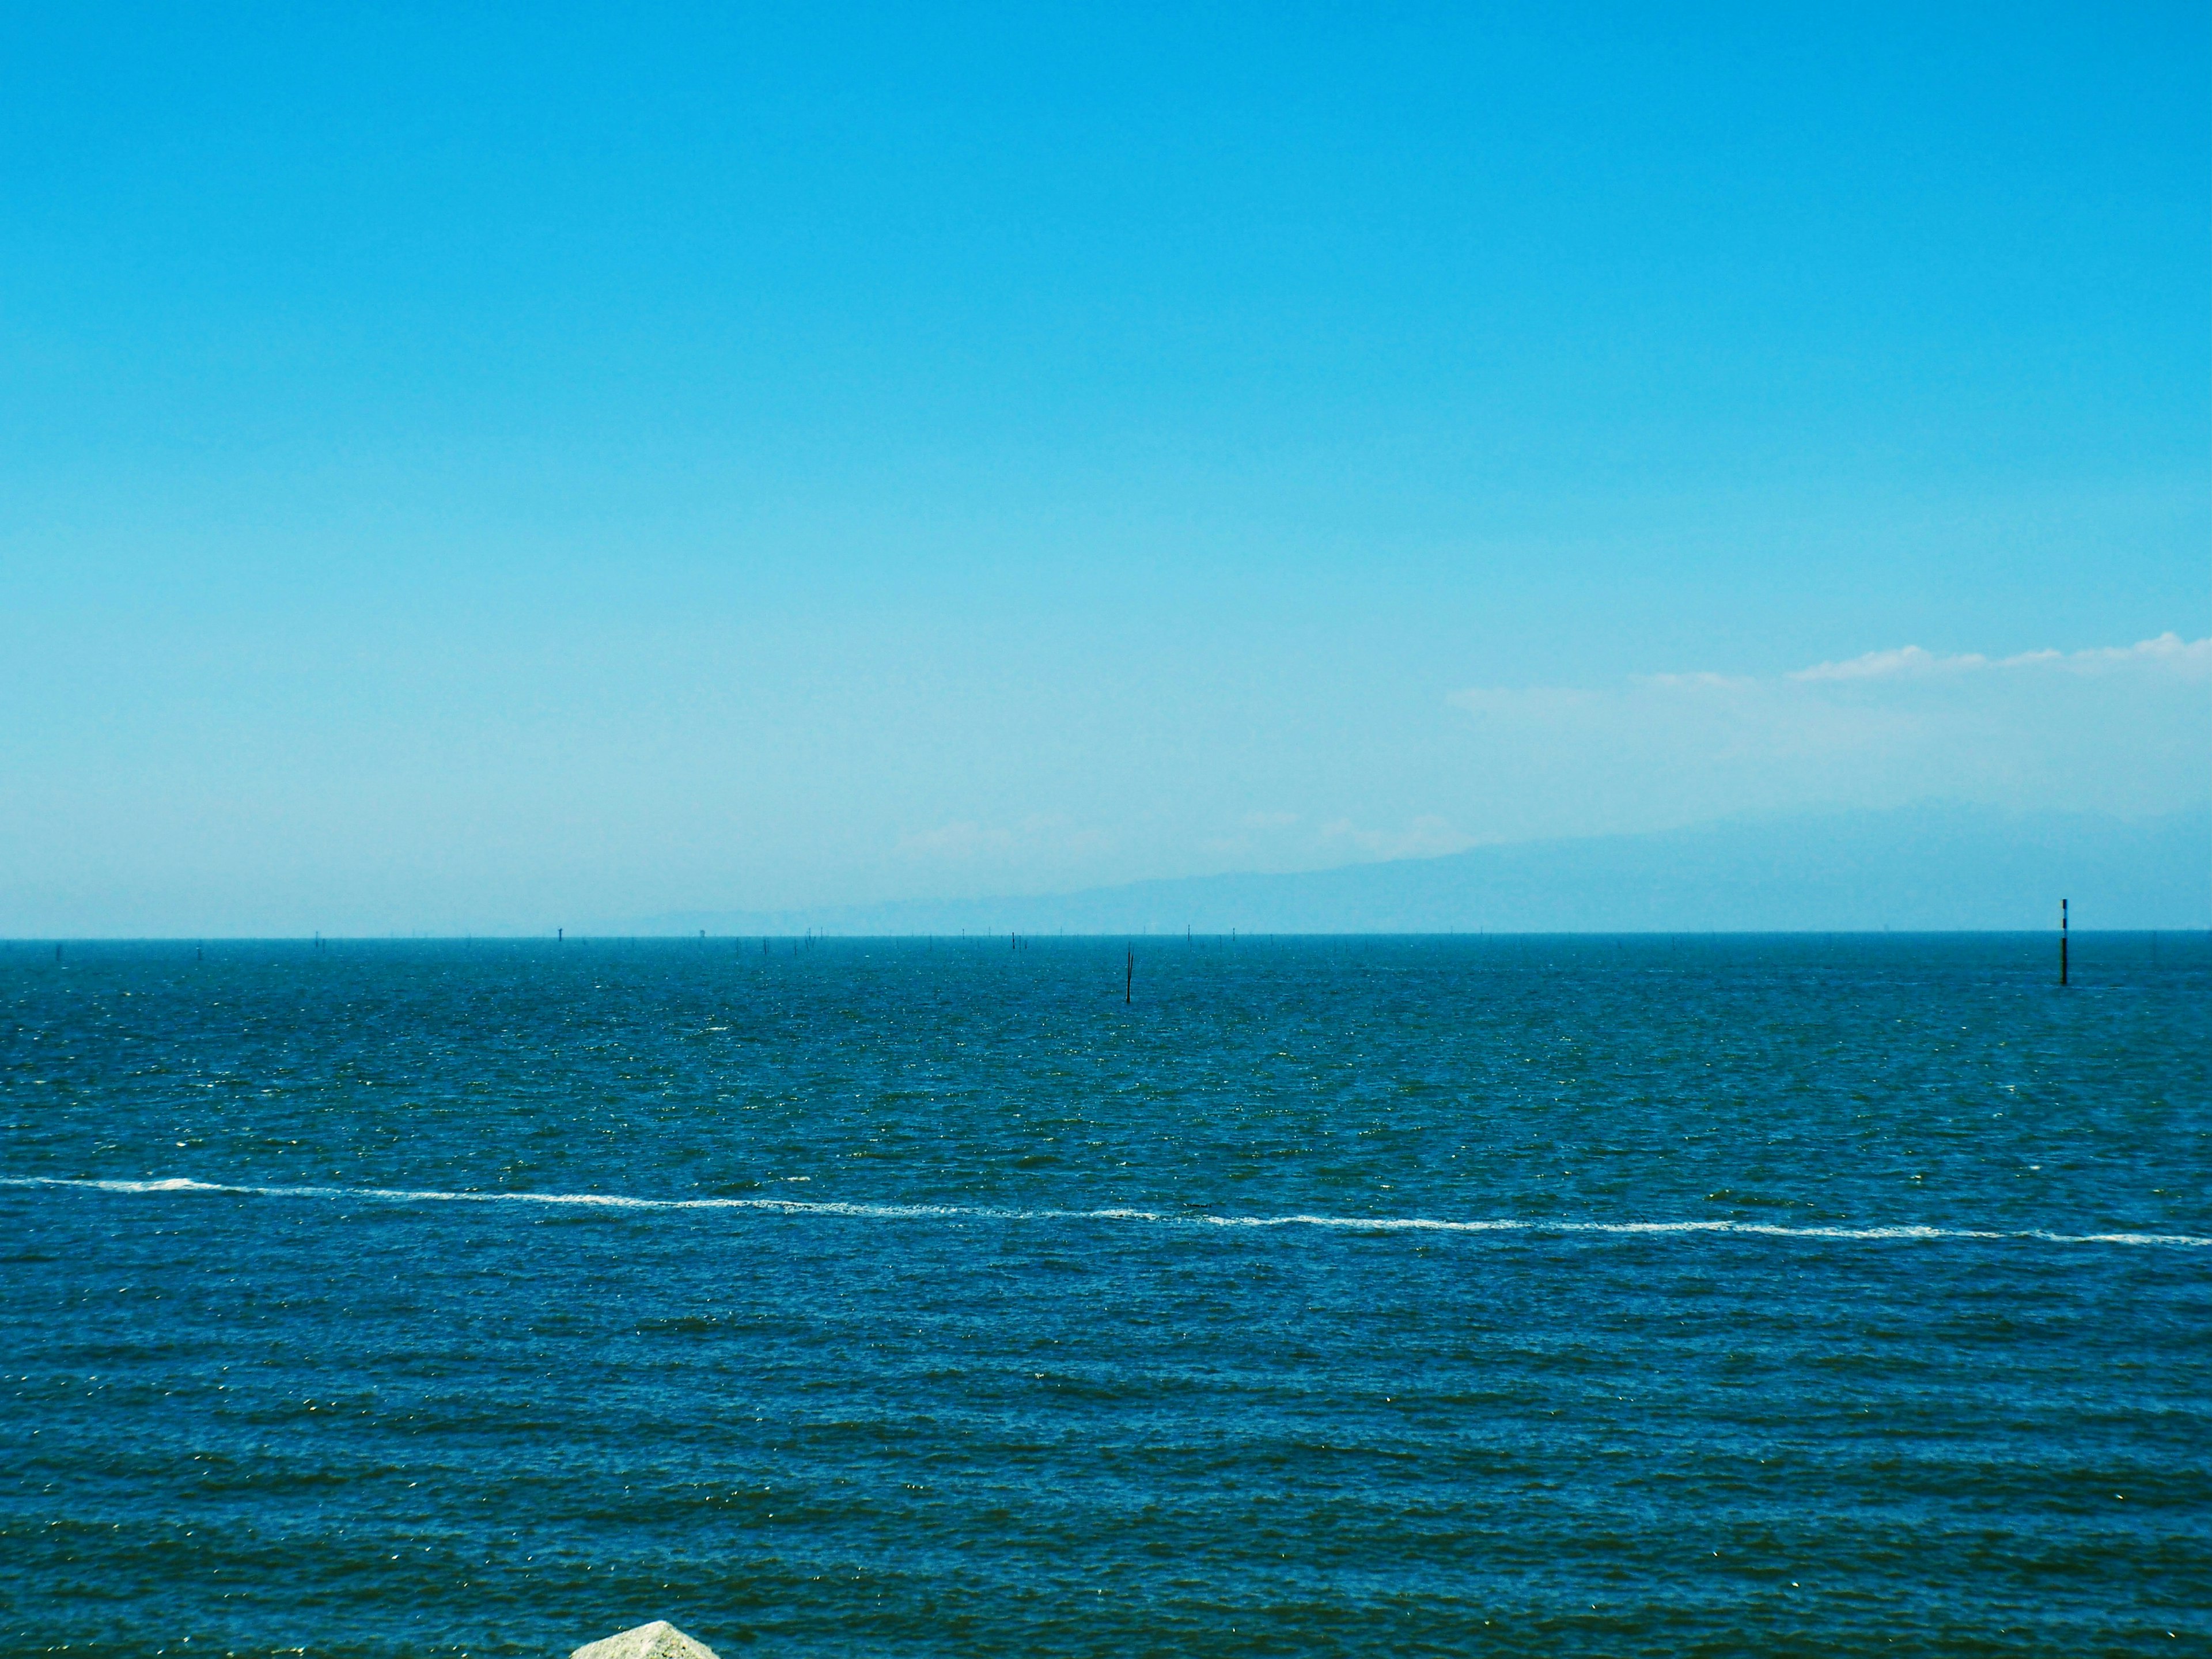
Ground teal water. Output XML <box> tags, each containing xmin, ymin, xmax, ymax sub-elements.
<box><xmin>3</xmin><ymin>934</ymin><xmax>2207</xmax><ymax>1657</ymax></box>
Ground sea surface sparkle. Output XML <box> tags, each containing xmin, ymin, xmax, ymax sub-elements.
<box><xmin>3</xmin><ymin>934</ymin><xmax>2206</xmax><ymax>1656</ymax></box>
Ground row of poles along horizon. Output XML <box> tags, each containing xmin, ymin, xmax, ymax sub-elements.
<box><xmin>565</xmin><ymin>908</ymin><xmax>2082</xmax><ymax>994</ymax></box>
<box><xmin>31</xmin><ymin>903</ymin><xmax>2085</xmax><ymax>985</ymax></box>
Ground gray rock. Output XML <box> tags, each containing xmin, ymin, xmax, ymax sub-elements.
<box><xmin>571</xmin><ymin>1621</ymin><xmax>721</xmax><ymax>1659</ymax></box>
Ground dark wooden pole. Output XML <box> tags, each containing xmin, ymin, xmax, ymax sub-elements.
<box><xmin>1126</xmin><ymin>946</ymin><xmax>1134</xmax><ymax>1004</ymax></box>
<box><xmin>2061</xmin><ymin>898</ymin><xmax>2069</xmax><ymax>986</ymax></box>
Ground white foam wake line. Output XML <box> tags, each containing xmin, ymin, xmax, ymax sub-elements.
<box><xmin>3</xmin><ymin>1175</ymin><xmax>2207</xmax><ymax>1249</ymax></box>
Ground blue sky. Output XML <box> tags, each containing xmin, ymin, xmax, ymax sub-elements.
<box><xmin>3</xmin><ymin>3</ymin><xmax>2206</xmax><ymax>934</ymax></box>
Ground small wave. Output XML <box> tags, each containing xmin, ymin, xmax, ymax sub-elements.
<box><xmin>2</xmin><ymin>1175</ymin><xmax>2206</xmax><ymax>1249</ymax></box>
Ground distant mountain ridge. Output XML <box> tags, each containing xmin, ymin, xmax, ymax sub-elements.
<box><xmin>628</xmin><ymin>802</ymin><xmax>2211</xmax><ymax>935</ymax></box>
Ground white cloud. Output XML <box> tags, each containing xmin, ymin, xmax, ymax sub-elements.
<box><xmin>1445</xmin><ymin>633</ymin><xmax>2210</xmax><ymax>830</ymax></box>
<box><xmin>2047</xmin><ymin>631</ymin><xmax>2211</xmax><ymax>675</ymax></box>
<box><xmin>1788</xmin><ymin>644</ymin><xmax>1967</xmax><ymax>681</ymax></box>
<box><xmin>1199</xmin><ymin>811</ymin><xmax>1306</xmax><ymax>858</ymax></box>
<box><xmin>896</xmin><ymin>814</ymin><xmax>1111</xmax><ymax>862</ymax></box>
<box><xmin>1789</xmin><ymin>631</ymin><xmax>2210</xmax><ymax>682</ymax></box>
<box><xmin>1319</xmin><ymin>814</ymin><xmax>1474</xmax><ymax>861</ymax></box>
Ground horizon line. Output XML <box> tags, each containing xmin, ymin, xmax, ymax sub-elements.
<box><xmin>7</xmin><ymin>927</ymin><xmax>2204</xmax><ymax>944</ymax></box>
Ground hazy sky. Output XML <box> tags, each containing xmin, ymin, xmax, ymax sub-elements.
<box><xmin>3</xmin><ymin>3</ymin><xmax>2206</xmax><ymax>935</ymax></box>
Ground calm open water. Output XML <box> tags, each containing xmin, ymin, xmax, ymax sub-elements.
<box><xmin>3</xmin><ymin>934</ymin><xmax>2207</xmax><ymax>1658</ymax></box>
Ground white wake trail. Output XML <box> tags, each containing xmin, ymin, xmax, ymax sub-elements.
<box><xmin>3</xmin><ymin>1175</ymin><xmax>2206</xmax><ymax>1248</ymax></box>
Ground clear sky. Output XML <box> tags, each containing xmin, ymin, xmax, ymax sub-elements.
<box><xmin>3</xmin><ymin>3</ymin><xmax>2206</xmax><ymax>935</ymax></box>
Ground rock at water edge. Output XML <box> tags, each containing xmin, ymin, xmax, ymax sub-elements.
<box><xmin>571</xmin><ymin>1620</ymin><xmax>722</xmax><ymax>1659</ymax></box>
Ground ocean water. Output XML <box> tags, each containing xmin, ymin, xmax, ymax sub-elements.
<box><xmin>2</xmin><ymin>933</ymin><xmax>2207</xmax><ymax>1658</ymax></box>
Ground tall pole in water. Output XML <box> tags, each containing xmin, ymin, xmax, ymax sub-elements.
<box><xmin>1126</xmin><ymin>946</ymin><xmax>1134</xmax><ymax>1005</ymax></box>
<box><xmin>2061</xmin><ymin>899</ymin><xmax>2068</xmax><ymax>986</ymax></box>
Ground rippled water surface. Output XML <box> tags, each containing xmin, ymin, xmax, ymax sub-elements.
<box><xmin>3</xmin><ymin>934</ymin><xmax>2208</xmax><ymax>1657</ymax></box>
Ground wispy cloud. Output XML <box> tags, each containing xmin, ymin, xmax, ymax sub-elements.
<box><xmin>1198</xmin><ymin>810</ymin><xmax>1308</xmax><ymax>858</ymax></box>
<box><xmin>1201</xmin><ymin>810</ymin><xmax>1472</xmax><ymax>865</ymax></box>
<box><xmin>896</xmin><ymin>814</ymin><xmax>1111</xmax><ymax>862</ymax></box>
<box><xmin>1319</xmin><ymin>815</ymin><xmax>1472</xmax><ymax>861</ymax></box>
<box><xmin>1446</xmin><ymin>633</ymin><xmax>2210</xmax><ymax>828</ymax></box>
<box><xmin>1788</xmin><ymin>631</ymin><xmax>2210</xmax><ymax>683</ymax></box>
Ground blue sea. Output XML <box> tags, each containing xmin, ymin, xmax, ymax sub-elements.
<box><xmin>3</xmin><ymin>934</ymin><xmax>2207</xmax><ymax>1657</ymax></box>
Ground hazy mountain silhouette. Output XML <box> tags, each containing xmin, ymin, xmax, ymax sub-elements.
<box><xmin>630</xmin><ymin>802</ymin><xmax>2210</xmax><ymax>935</ymax></box>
